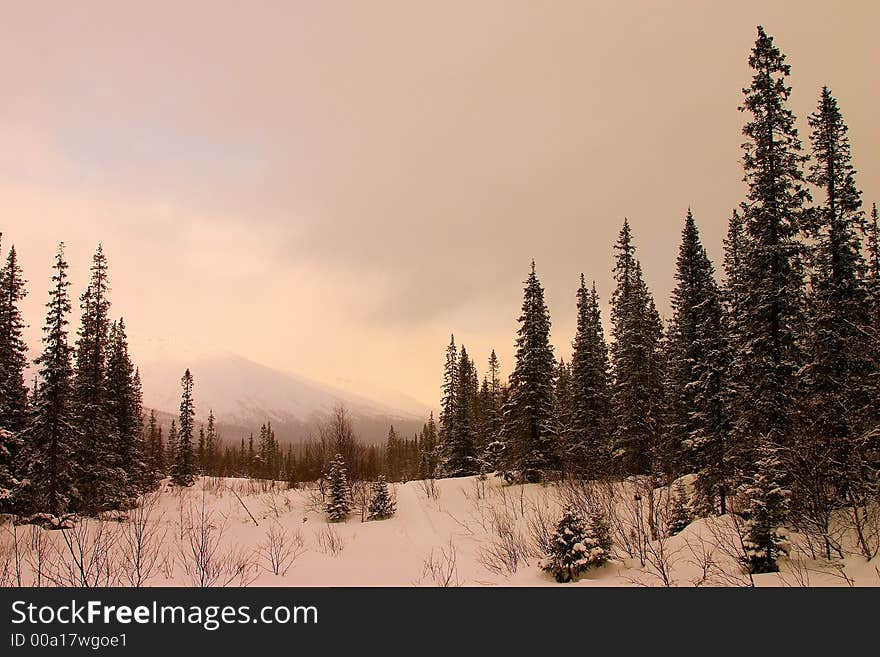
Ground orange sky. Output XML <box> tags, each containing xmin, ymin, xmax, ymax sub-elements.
<box><xmin>2</xmin><ymin>1</ymin><xmax>878</xmax><ymax>408</ymax></box>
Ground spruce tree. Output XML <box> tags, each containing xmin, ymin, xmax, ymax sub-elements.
<box><xmin>367</xmin><ymin>474</ymin><xmax>396</xmax><ymax>519</ymax></box>
<box><xmin>667</xmin><ymin>482</ymin><xmax>692</xmax><ymax>535</ymax></box>
<box><xmin>324</xmin><ymin>452</ymin><xmax>351</xmax><ymax>522</ymax></box>
<box><xmin>741</xmin><ymin>441</ymin><xmax>791</xmax><ymax>573</ymax></box>
<box><xmin>501</xmin><ymin>261</ymin><xmax>557</xmax><ymax>482</ymax></box>
<box><xmin>732</xmin><ymin>26</ymin><xmax>809</xmax><ymax>458</ymax></box>
<box><xmin>441</xmin><ymin>345</ymin><xmax>477</xmax><ymax>476</ymax></box>
<box><xmin>866</xmin><ymin>203</ymin><xmax>880</xmax><ymax>330</ymax></box>
<box><xmin>570</xmin><ymin>276</ymin><xmax>611</xmax><ymax>477</ymax></box>
<box><xmin>610</xmin><ymin>221</ymin><xmax>664</xmax><ymax>476</ymax></box>
<box><xmin>439</xmin><ymin>335</ymin><xmax>458</xmax><ymax>445</ymax></box>
<box><xmin>171</xmin><ymin>369</ymin><xmax>196</xmax><ymax>487</ymax></box>
<box><xmin>799</xmin><ymin>88</ymin><xmax>875</xmax><ymax>507</ymax></box>
<box><xmin>73</xmin><ymin>245</ymin><xmax>121</xmax><ymax>511</ymax></box>
<box><xmin>664</xmin><ymin>210</ymin><xmax>731</xmax><ymax>513</ymax></box>
<box><xmin>0</xmin><ymin>242</ymin><xmax>29</xmax><ymax>508</ymax></box>
<box><xmin>205</xmin><ymin>410</ymin><xmax>217</xmax><ymax>475</ymax></box>
<box><xmin>418</xmin><ymin>413</ymin><xmax>439</xmax><ymax>479</ymax></box>
<box><xmin>550</xmin><ymin>357</ymin><xmax>572</xmax><ymax>475</ymax></box>
<box><xmin>106</xmin><ymin>318</ymin><xmax>148</xmax><ymax>497</ymax></box>
<box><xmin>20</xmin><ymin>244</ymin><xmax>79</xmax><ymax>515</ymax></box>
<box><xmin>0</xmin><ymin>243</ymin><xmax>30</xmax><ymax>434</ymax></box>
<box><xmin>540</xmin><ymin>505</ymin><xmax>611</xmax><ymax>582</ymax></box>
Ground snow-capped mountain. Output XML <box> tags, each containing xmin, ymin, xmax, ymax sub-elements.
<box><xmin>137</xmin><ymin>354</ymin><xmax>429</xmax><ymax>444</ymax></box>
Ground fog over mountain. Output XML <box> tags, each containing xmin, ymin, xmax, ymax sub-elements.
<box><xmin>137</xmin><ymin>354</ymin><xmax>429</xmax><ymax>445</ymax></box>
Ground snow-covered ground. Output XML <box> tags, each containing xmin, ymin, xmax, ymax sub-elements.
<box><xmin>2</xmin><ymin>475</ymin><xmax>878</xmax><ymax>587</ymax></box>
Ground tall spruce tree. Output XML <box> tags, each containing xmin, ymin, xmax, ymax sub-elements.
<box><xmin>732</xmin><ymin>27</ymin><xmax>809</xmax><ymax>457</ymax></box>
<box><xmin>418</xmin><ymin>413</ymin><xmax>439</xmax><ymax>479</ymax></box>
<box><xmin>324</xmin><ymin>452</ymin><xmax>351</xmax><ymax>522</ymax></box>
<box><xmin>501</xmin><ymin>262</ymin><xmax>556</xmax><ymax>482</ymax></box>
<box><xmin>171</xmin><ymin>369</ymin><xmax>196</xmax><ymax>487</ymax></box>
<box><xmin>866</xmin><ymin>203</ymin><xmax>880</xmax><ymax>330</ymax></box>
<box><xmin>0</xmin><ymin>242</ymin><xmax>30</xmax><ymax>507</ymax></box>
<box><xmin>569</xmin><ymin>276</ymin><xmax>611</xmax><ymax>477</ymax></box>
<box><xmin>20</xmin><ymin>244</ymin><xmax>79</xmax><ymax>515</ymax></box>
<box><xmin>799</xmin><ymin>88</ymin><xmax>876</xmax><ymax>508</ymax></box>
<box><xmin>73</xmin><ymin>245</ymin><xmax>121</xmax><ymax>512</ymax></box>
<box><xmin>550</xmin><ymin>357</ymin><xmax>572</xmax><ymax>475</ymax></box>
<box><xmin>205</xmin><ymin>410</ymin><xmax>218</xmax><ymax>474</ymax></box>
<box><xmin>729</xmin><ymin>28</ymin><xmax>810</xmax><ymax>550</ymax></box>
<box><xmin>0</xmin><ymin>243</ymin><xmax>30</xmax><ymax>434</ymax></box>
<box><xmin>664</xmin><ymin>210</ymin><xmax>731</xmax><ymax>512</ymax></box>
<box><xmin>441</xmin><ymin>345</ymin><xmax>477</xmax><ymax>476</ymax></box>
<box><xmin>106</xmin><ymin>318</ymin><xmax>148</xmax><ymax>496</ymax></box>
<box><xmin>439</xmin><ymin>335</ymin><xmax>458</xmax><ymax>445</ymax></box>
<box><xmin>610</xmin><ymin>221</ymin><xmax>664</xmax><ymax>476</ymax></box>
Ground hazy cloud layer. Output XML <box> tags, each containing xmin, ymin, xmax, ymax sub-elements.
<box><xmin>2</xmin><ymin>1</ymin><xmax>878</xmax><ymax>407</ymax></box>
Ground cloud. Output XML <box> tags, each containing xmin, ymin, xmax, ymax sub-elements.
<box><xmin>2</xmin><ymin>1</ymin><xmax>878</xmax><ymax>405</ymax></box>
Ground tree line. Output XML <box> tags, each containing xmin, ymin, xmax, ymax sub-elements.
<box><xmin>430</xmin><ymin>26</ymin><xmax>880</xmax><ymax>573</ymax></box>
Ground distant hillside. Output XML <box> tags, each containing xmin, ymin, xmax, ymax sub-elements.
<box><xmin>138</xmin><ymin>354</ymin><xmax>429</xmax><ymax>445</ymax></box>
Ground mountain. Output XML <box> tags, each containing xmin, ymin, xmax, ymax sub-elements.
<box><xmin>137</xmin><ymin>354</ymin><xmax>430</xmax><ymax>445</ymax></box>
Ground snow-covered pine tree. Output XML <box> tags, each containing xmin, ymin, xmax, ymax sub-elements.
<box><xmin>798</xmin><ymin>88</ymin><xmax>877</xmax><ymax>520</ymax></box>
<box><xmin>440</xmin><ymin>345</ymin><xmax>477</xmax><ymax>476</ymax></box>
<box><xmin>198</xmin><ymin>426</ymin><xmax>206</xmax><ymax>474</ymax></box>
<box><xmin>610</xmin><ymin>221</ymin><xmax>665</xmax><ymax>477</ymax></box>
<box><xmin>0</xmin><ymin>243</ymin><xmax>30</xmax><ymax>434</ymax></box>
<box><xmin>741</xmin><ymin>440</ymin><xmax>791</xmax><ymax>573</ymax></box>
<box><xmin>663</xmin><ymin>211</ymin><xmax>732</xmax><ymax>513</ymax></box>
<box><xmin>569</xmin><ymin>276</ymin><xmax>611</xmax><ymax>478</ymax></box>
<box><xmin>145</xmin><ymin>409</ymin><xmax>164</xmax><ymax>478</ymax></box>
<box><xmin>486</xmin><ymin>350</ymin><xmax>502</xmax><ymax>440</ymax></box>
<box><xmin>866</xmin><ymin>203</ymin><xmax>880</xmax><ymax>330</ymax></box>
<box><xmin>166</xmin><ymin>420</ymin><xmax>177</xmax><ymax>473</ymax></box>
<box><xmin>439</xmin><ymin>334</ymin><xmax>458</xmax><ymax>444</ymax></box>
<box><xmin>73</xmin><ymin>245</ymin><xmax>124</xmax><ymax>512</ymax></box>
<box><xmin>0</xmin><ymin>241</ymin><xmax>29</xmax><ymax>510</ymax></box>
<box><xmin>732</xmin><ymin>27</ymin><xmax>808</xmax><ymax>465</ymax></box>
<box><xmin>324</xmin><ymin>452</ymin><xmax>351</xmax><ymax>522</ymax></box>
<box><xmin>540</xmin><ymin>504</ymin><xmax>611</xmax><ymax>582</ymax></box>
<box><xmin>19</xmin><ymin>244</ymin><xmax>79</xmax><ymax>515</ymax></box>
<box><xmin>501</xmin><ymin>262</ymin><xmax>557</xmax><ymax>482</ymax></box>
<box><xmin>205</xmin><ymin>410</ymin><xmax>217</xmax><ymax>474</ymax></box>
<box><xmin>106</xmin><ymin>318</ymin><xmax>148</xmax><ymax>497</ymax></box>
<box><xmin>171</xmin><ymin>369</ymin><xmax>196</xmax><ymax>487</ymax></box>
<box><xmin>480</xmin><ymin>350</ymin><xmax>505</xmax><ymax>473</ymax></box>
<box><xmin>667</xmin><ymin>482</ymin><xmax>692</xmax><ymax>535</ymax></box>
<box><xmin>550</xmin><ymin>357</ymin><xmax>572</xmax><ymax>476</ymax></box>
<box><xmin>418</xmin><ymin>413</ymin><xmax>439</xmax><ymax>479</ymax></box>
<box><xmin>367</xmin><ymin>474</ymin><xmax>396</xmax><ymax>520</ymax></box>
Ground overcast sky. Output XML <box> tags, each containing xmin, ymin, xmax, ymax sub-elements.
<box><xmin>2</xmin><ymin>1</ymin><xmax>878</xmax><ymax>408</ymax></box>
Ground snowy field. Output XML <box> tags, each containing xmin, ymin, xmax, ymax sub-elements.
<box><xmin>2</xmin><ymin>475</ymin><xmax>878</xmax><ymax>587</ymax></box>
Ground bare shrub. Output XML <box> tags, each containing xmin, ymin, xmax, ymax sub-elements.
<box><xmin>258</xmin><ymin>524</ymin><xmax>306</xmax><ymax>576</ymax></box>
<box><xmin>419</xmin><ymin>478</ymin><xmax>439</xmax><ymax>500</ymax></box>
<box><xmin>844</xmin><ymin>495</ymin><xmax>880</xmax><ymax>560</ymax></box>
<box><xmin>418</xmin><ymin>540</ymin><xmax>461</xmax><ymax>587</ymax></box>
<box><xmin>350</xmin><ymin>480</ymin><xmax>371</xmax><ymax>522</ymax></box>
<box><xmin>119</xmin><ymin>491</ymin><xmax>167</xmax><ymax>587</ymax></box>
<box><xmin>176</xmin><ymin>494</ymin><xmax>256</xmax><ymax>587</ymax></box>
<box><xmin>304</xmin><ymin>481</ymin><xmax>328</xmax><ymax>514</ymax></box>
<box><xmin>50</xmin><ymin>520</ymin><xmax>121</xmax><ymax>587</ymax></box>
<box><xmin>314</xmin><ymin>524</ymin><xmax>345</xmax><ymax>556</ymax></box>
<box><xmin>25</xmin><ymin>525</ymin><xmax>54</xmax><ymax>587</ymax></box>
<box><xmin>703</xmin><ymin>513</ymin><xmax>755</xmax><ymax>587</ymax></box>
<box><xmin>477</xmin><ymin>504</ymin><xmax>536</xmax><ymax>577</ymax></box>
<box><xmin>526</xmin><ymin>497</ymin><xmax>556</xmax><ymax>558</ymax></box>
<box><xmin>683</xmin><ymin>534</ymin><xmax>721</xmax><ymax>587</ymax></box>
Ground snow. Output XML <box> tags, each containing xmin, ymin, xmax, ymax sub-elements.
<box><xmin>2</xmin><ymin>474</ymin><xmax>878</xmax><ymax>587</ymax></box>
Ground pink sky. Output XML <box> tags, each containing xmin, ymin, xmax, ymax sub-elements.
<box><xmin>2</xmin><ymin>1</ymin><xmax>878</xmax><ymax>407</ymax></box>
